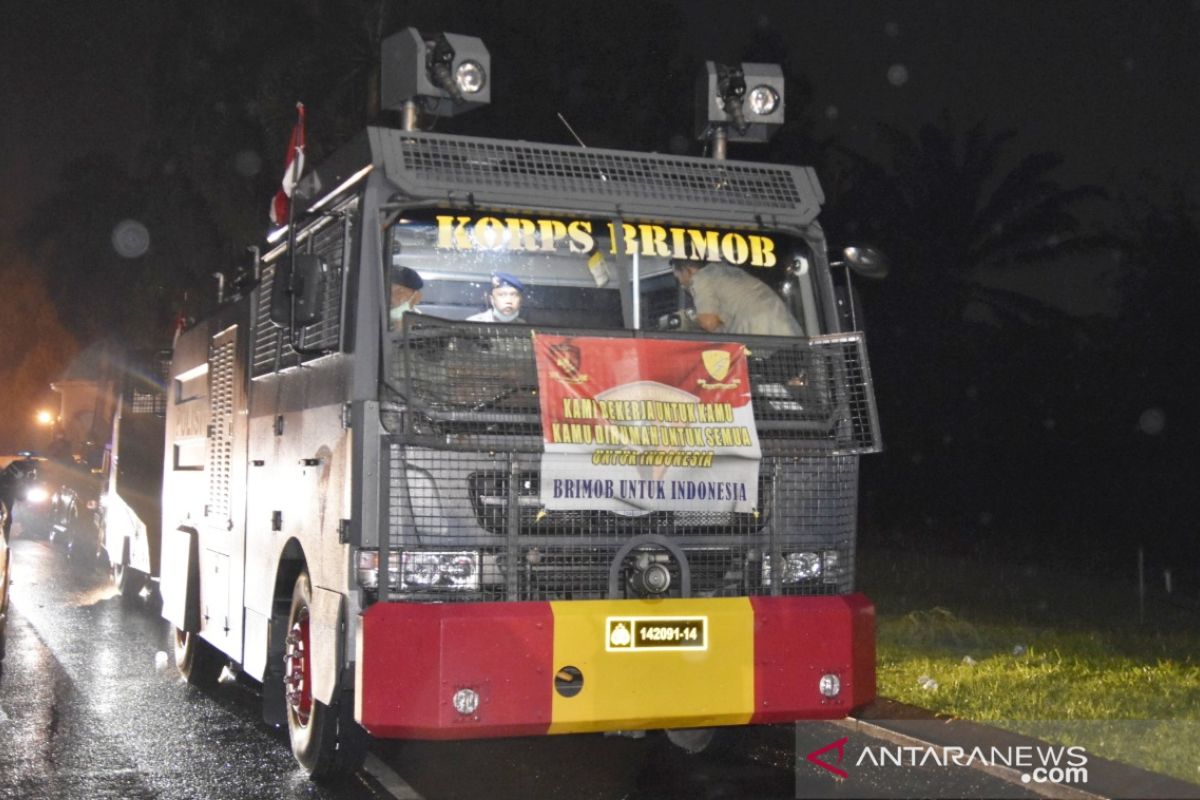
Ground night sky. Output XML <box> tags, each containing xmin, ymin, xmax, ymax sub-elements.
<box><xmin>2</xmin><ymin>1</ymin><xmax>1197</xmax><ymax>579</ymax></box>
<box><xmin>6</xmin><ymin>4</ymin><xmax>1197</xmax><ymax>221</ymax></box>
<box><xmin>4</xmin><ymin>2</ymin><xmax>1196</xmax><ymax>307</ymax></box>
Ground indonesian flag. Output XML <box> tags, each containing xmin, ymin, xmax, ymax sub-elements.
<box><xmin>270</xmin><ymin>102</ymin><xmax>306</xmax><ymax>226</ymax></box>
<box><xmin>170</xmin><ymin>291</ymin><xmax>189</xmax><ymax>346</ymax></box>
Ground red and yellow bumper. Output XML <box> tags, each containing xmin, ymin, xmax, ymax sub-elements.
<box><xmin>355</xmin><ymin>593</ymin><xmax>875</xmax><ymax>740</ymax></box>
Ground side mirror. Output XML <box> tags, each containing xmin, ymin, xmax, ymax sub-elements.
<box><xmin>841</xmin><ymin>245</ymin><xmax>889</xmax><ymax>280</ymax></box>
<box><xmin>269</xmin><ymin>253</ymin><xmax>328</xmax><ymax>328</ymax></box>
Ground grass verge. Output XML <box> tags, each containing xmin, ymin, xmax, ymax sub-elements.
<box><xmin>860</xmin><ymin>548</ymin><xmax>1200</xmax><ymax>784</ymax></box>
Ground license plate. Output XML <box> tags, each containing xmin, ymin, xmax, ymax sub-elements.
<box><xmin>605</xmin><ymin>616</ymin><xmax>707</xmax><ymax>652</ymax></box>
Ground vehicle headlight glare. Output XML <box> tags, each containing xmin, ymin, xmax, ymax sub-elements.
<box><xmin>748</xmin><ymin>84</ymin><xmax>780</xmax><ymax>115</ymax></box>
<box><xmin>822</xmin><ymin>550</ymin><xmax>840</xmax><ymax>584</ymax></box>
<box><xmin>791</xmin><ymin>552</ymin><xmax>821</xmax><ymax>580</ymax></box>
<box><xmin>455</xmin><ymin>61</ymin><xmax>486</xmax><ymax>95</ymax></box>
<box><xmin>401</xmin><ymin>550</ymin><xmax>480</xmax><ymax>591</ymax></box>
<box><xmin>762</xmin><ymin>551</ymin><xmax>822</xmax><ymax>585</ymax></box>
<box><xmin>355</xmin><ymin>549</ymin><xmax>380</xmax><ymax>590</ymax></box>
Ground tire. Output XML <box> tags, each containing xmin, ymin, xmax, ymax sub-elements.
<box><xmin>173</xmin><ymin>627</ymin><xmax>224</xmax><ymax>688</ymax></box>
<box><xmin>664</xmin><ymin>726</ymin><xmax>737</xmax><ymax>757</ymax></box>
<box><xmin>283</xmin><ymin>571</ymin><xmax>364</xmax><ymax>779</ymax></box>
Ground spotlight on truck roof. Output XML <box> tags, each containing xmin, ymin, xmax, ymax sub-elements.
<box><xmin>381</xmin><ymin>28</ymin><xmax>491</xmax><ymax>125</ymax></box>
<box><xmin>695</xmin><ymin>61</ymin><xmax>785</xmax><ymax>149</ymax></box>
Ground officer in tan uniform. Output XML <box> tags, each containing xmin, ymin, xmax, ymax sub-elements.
<box><xmin>670</xmin><ymin>259</ymin><xmax>804</xmax><ymax>336</ymax></box>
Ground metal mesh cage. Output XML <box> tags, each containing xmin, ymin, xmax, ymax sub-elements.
<box><xmin>383</xmin><ymin>445</ymin><xmax>859</xmax><ymax>602</ymax></box>
<box><xmin>374</xmin><ymin>130</ymin><xmax>824</xmax><ymax>228</ymax></box>
<box><xmin>378</xmin><ymin>318</ymin><xmax>877</xmax><ymax>603</ymax></box>
<box><xmin>388</xmin><ymin>317</ymin><xmax>879</xmax><ymax>455</ymax></box>
<box><xmin>123</xmin><ymin>351</ymin><xmax>170</xmax><ymax>416</ymax></box>
<box><xmin>253</xmin><ymin>213</ymin><xmax>350</xmax><ymax>376</ymax></box>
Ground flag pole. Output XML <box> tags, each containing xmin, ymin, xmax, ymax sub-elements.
<box><xmin>286</xmin><ymin>101</ymin><xmax>304</xmax><ymax>265</ymax></box>
<box><xmin>284</xmin><ymin>102</ymin><xmax>305</xmax><ymax>354</ymax></box>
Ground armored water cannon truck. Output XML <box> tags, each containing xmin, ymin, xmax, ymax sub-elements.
<box><xmin>160</xmin><ymin>27</ymin><xmax>883</xmax><ymax>778</ymax></box>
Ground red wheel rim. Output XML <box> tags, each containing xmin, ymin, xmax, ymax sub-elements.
<box><xmin>284</xmin><ymin>608</ymin><xmax>313</xmax><ymax>726</ymax></box>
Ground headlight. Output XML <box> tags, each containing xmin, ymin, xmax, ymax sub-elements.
<box><xmin>25</xmin><ymin>486</ymin><xmax>50</xmax><ymax>504</ymax></box>
<box><xmin>762</xmin><ymin>551</ymin><xmax>823</xmax><ymax>585</ymax></box>
<box><xmin>748</xmin><ymin>84</ymin><xmax>780</xmax><ymax>115</ymax></box>
<box><xmin>822</xmin><ymin>550</ymin><xmax>840</xmax><ymax>584</ymax></box>
<box><xmin>356</xmin><ymin>549</ymin><xmax>480</xmax><ymax>591</ymax></box>
<box><xmin>455</xmin><ymin>61</ymin><xmax>486</xmax><ymax>95</ymax></box>
<box><xmin>402</xmin><ymin>550</ymin><xmax>479</xmax><ymax>591</ymax></box>
<box><xmin>356</xmin><ymin>549</ymin><xmax>381</xmax><ymax>590</ymax></box>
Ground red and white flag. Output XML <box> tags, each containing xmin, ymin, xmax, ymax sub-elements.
<box><xmin>170</xmin><ymin>292</ymin><xmax>189</xmax><ymax>346</ymax></box>
<box><xmin>270</xmin><ymin>102</ymin><xmax>306</xmax><ymax>226</ymax></box>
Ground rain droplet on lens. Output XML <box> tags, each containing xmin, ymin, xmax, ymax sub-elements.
<box><xmin>112</xmin><ymin>219</ymin><xmax>150</xmax><ymax>258</ymax></box>
<box><xmin>884</xmin><ymin>21</ymin><xmax>901</xmax><ymax>37</ymax></box>
<box><xmin>887</xmin><ymin>63</ymin><xmax>909</xmax><ymax>87</ymax></box>
<box><xmin>1138</xmin><ymin>407</ymin><xmax>1165</xmax><ymax>435</ymax></box>
<box><xmin>825</xmin><ymin>105</ymin><xmax>839</xmax><ymax>121</ymax></box>
<box><xmin>234</xmin><ymin>149</ymin><xmax>262</xmax><ymax>177</ymax></box>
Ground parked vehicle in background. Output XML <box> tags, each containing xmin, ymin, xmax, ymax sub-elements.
<box><xmin>99</xmin><ymin>351</ymin><xmax>169</xmax><ymax>598</ymax></box>
<box><xmin>0</xmin><ymin>454</ymin><xmax>52</xmax><ymax>538</ymax></box>
<box><xmin>46</xmin><ymin>455</ymin><xmax>105</xmax><ymax>564</ymax></box>
<box><xmin>1</xmin><ymin>453</ymin><xmax>49</xmax><ymax>661</ymax></box>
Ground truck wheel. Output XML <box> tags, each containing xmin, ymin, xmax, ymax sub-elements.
<box><xmin>664</xmin><ymin>727</ymin><xmax>735</xmax><ymax>756</ymax></box>
<box><xmin>283</xmin><ymin>571</ymin><xmax>359</xmax><ymax>780</ymax></box>
<box><xmin>173</xmin><ymin>627</ymin><xmax>224</xmax><ymax>688</ymax></box>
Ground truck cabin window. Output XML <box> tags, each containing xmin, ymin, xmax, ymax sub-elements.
<box><xmin>385</xmin><ymin>214</ymin><xmax>818</xmax><ymax>334</ymax></box>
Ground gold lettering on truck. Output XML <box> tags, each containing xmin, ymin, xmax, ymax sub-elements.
<box><xmin>433</xmin><ymin>214</ymin><xmax>777</xmax><ymax>268</ymax></box>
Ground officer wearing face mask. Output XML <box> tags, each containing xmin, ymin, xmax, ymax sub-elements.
<box><xmin>389</xmin><ymin>265</ymin><xmax>424</xmax><ymax>328</ymax></box>
<box><xmin>467</xmin><ymin>272</ymin><xmax>526</xmax><ymax>323</ymax></box>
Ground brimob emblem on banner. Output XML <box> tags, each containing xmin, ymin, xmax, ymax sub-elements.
<box><xmin>549</xmin><ymin>343</ymin><xmax>588</xmax><ymax>384</ymax></box>
<box><xmin>698</xmin><ymin>349</ymin><xmax>740</xmax><ymax>390</ymax></box>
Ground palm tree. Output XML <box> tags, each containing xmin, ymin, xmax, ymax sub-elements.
<box><xmin>831</xmin><ymin>115</ymin><xmax>1109</xmax><ymax>330</ymax></box>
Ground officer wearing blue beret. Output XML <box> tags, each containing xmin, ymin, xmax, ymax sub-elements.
<box><xmin>467</xmin><ymin>272</ymin><xmax>526</xmax><ymax>323</ymax></box>
<box><xmin>389</xmin><ymin>265</ymin><xmax>424</xmax><ymax>328</ymax></box>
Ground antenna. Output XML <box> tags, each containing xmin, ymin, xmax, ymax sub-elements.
<box><xmin>557</xmin><ymin>112</ymin><xmax>587</xmax><ymax>148</ymax></box>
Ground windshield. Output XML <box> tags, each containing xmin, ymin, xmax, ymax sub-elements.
<box><xmin>384</xmin><ymin>211</ymin><xmax>821</xmax><ymax>334</ymax></box>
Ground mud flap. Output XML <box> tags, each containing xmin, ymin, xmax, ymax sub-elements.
<box><xmin>160</xmin><ymin>527</ymin><xmax>200</xmax><ymax>633</ymax></box>
<box><xmin>262</xmin><ymin>610</ymin><xmax>289</xmax><ymax>728</ymax></box>
<box><xmin>335</xmin><ymin>664</ymin><xmax>370</xmax><ymax>769</ymax></box>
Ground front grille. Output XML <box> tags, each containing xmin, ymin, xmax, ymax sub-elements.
<box><xmin>382</xmin><ymin>320</ymin><xmax>871</xmax><ymax>603</ymax></box>
<box><xmin>390</xmin><ymin>317</ymin><xmax>880</xmax><ymax>455</ymax></box>
<box><xmin>467</xmin><ymin>471</ymin><xmax>769</xmax><ymax>537</ymax></box>
<box><xmin>386</xmin><ymin>443</ymin><xmax>858</xmax><ymax>601</ymax></box>
<box><xmin>374</xmin><ymin>129</ymin><xmax>824</xmax><ymax>229</ymax></box>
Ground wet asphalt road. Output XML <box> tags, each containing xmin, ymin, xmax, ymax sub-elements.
<box><xmin>0</xmin><ymin>536</ymin><xmax>1047</xmax><ymax>800</ymax></box>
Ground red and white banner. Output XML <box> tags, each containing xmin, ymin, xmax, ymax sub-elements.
<box><xmin>533</xmin><ymin>335</ymin><xmax>761</xmax><ymax>514</ymax></box>
<box><xmin>270</xmin><ymin>102</ymin><xmax>306</xmax><ymax>226</ymax></box>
